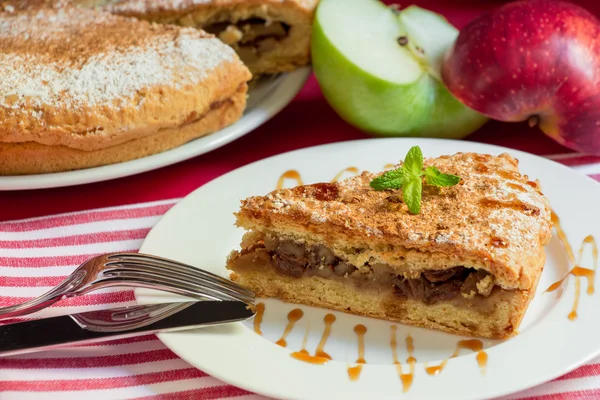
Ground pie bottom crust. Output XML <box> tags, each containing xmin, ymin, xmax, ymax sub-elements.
<box><xmin>228</xmin><ymin>251</ymin><xmax>534</xmax><ymax>340</ymax></box>
<box><xmin>0</xmin><ymin>87</ymin><xmax>246</xmax><ymax>175</ymax></box>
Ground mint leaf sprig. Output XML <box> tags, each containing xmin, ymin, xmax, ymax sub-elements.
<box><xmin>370</xmin><ymin>146</ymin><xmax>460</xmax><ymax>214</ymax></box>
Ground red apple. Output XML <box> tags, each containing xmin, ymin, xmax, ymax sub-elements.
<box><xmin>442</xmin><ymin>0</ymin><xmax>600</xmax><ymax>154</ymax></box>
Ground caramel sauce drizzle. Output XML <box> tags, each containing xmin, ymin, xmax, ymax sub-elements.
<box><xmin>276</xmin><ymin>164</ymin><xmax>418</xmax><ymax>192</ymax></box>
<box><xmin>290</xmin><ymin>350</ymin><xmax>330</xmax><ymax>365</ymax></box>
<box><xmin>546</xmin><ymin>212</ymin><xmax>598</xmax><ymax>320</ymax></box>
<box><xmin>403</xmin><ymin>335</ymin><xmax>416</xmax><ymax>390</ymax></box>
<box><xmin>355</xmin><ymin>324</ymin><xmax>367</xmax><ymax>364</ymax></box>
<box><xmin>489</xmin><ymin>236</ymin><xmax>509</xmax><ymax>248</ymax></box>
<box><xmin>290</xmin><ymin>321</ymin><xmax>331</xmax><ymax>365</ymax></box>
<box><xmin>348</xmin><ymin>324</ymin><xmax>367</xmax><ymax>381</ymax></box>
<box><xmin>253</xmin><ymin>302</ymin><xmax>265</xmax><ymax>335</ymax></box>
<box><xmin>276</xmin><ymin>170</ymin><xmax>303</xmax><ymax>189</ymax></box>
<box><xmin>290</xmin><ymin>314</ymin><xmax>336</xmax><ymax>365</ymax></box>
<box><xmin>347</xmin><ymin>364</ymin><xmax>363</xmax><ymax>381</ymax></box>
<box><xmin>476</xmin><ymin>349</ymin><xmax>488</xmax><ymax>374</ymax></box>
<box><xmin>390</xmin><ymin>326</ymin><xmax>416</xmax><ymax>392</ymax></box>
<box><xmin>390</xmin><ymin>326</ymin><xmax>400</xmax><ymax>365</ymax></box>
<box><xmin>570</xmin><ymin>278</ymin><xmax>581</xmax><ymax>321</ymax></box>
<box><xmin>475</xmin><ymin>163</ymin><xmax>489</xmax><ymax>173</ymax></box>
<box><xmin>479</xmin><ymin>198</ymin><xmax>540</xmax><ymax>216</ymax></box>
<box><xmin>506</xmin><ymin>182</ymin><xmax>526</xmax><ymax>192</ymax></box>
<box><xmin>526</xmin><ymin>180</ymin><xmax>539</xmax><ymax>190</ymax></box>
<box><xmin>497</xmin><ymin>170</ymin><xmax>521</xmax><ymax>180</ymax></box>
<box><xmin>331</xmin><ymin>167</ymin><xmax>359</xmax><ymax>182</ymax></box>
<box><xmin>406</xmin><ymin>335</ymin><xmax>415</xmax><ymax>364</ymax></box>
<box><xmin>277</xmin><ymin>167</ymin><xmax>361</xmax><ymax>190</ymax></box>
<box><xmin>259</xmin><ymin>305</ymin><xmax>493</xmax><ymax>387</ymax></box>
<box><xmin>425</xmin><ymin>340</ymin><xmax>487</xmax><ymax>376</ymax></box>
<box><xmin>301</xmin><ymin>321</ymin><xmax>310</xmax><ymax>349</ymax></box>
<box><xmin>551</xmin><ymin>211</ymin><xmax>576</xmax><ymax>264</ymax></box>
<box><xmin>314</xmin><ymin>314</ymin><xmax>335</xmax><ymax>359</ymax></box>
<box><xmin>276</xmin><ymin>309</ymin><xmax>303</xmax><ymax>347</ymax></box>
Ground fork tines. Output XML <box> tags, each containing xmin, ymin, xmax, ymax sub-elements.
<box><xmin>105</xmin><ymin>253</ymin><xmax>255</xmax><ymax>304</ymax></box>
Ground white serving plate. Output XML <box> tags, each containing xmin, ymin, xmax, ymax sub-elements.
<box><xmin>0</xmin><ymin>68</ymin><xmax>311</xmax><ymax>191</ymax></box>
<box><xmin>137</xmin><ymin>138</ymin><xmax>600</xmax><ymax>400</ymax></box>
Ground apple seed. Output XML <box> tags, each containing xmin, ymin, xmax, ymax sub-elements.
<box><xmin>397</xmin><ymin>36</ymin><xmax>408</xmax><ymax>46</ymax></box>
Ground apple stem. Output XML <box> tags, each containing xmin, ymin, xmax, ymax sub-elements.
<box><xmin>389</xmin><ymin>4</ymin><xmax>401</xmax><ymax>15</ymax></box>
<box><xmin>528</xmin><ymin>115</ymin><xmax>540</xmax><ymax>128</ymax></box>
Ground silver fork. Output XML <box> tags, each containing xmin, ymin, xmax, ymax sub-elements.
<box><xmin>0</xmin><ymin>252</ymin><xmax>254</xmax><ymax>320</ymax></box>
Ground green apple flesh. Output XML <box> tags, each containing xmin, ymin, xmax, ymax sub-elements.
<box><xmin>311</xmin><ymin>0</ymin><xmax>487</xmax><ymax>138</ymax></box>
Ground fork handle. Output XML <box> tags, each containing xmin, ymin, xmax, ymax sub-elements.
<box><xmin>0</xmin><ymin>271</ymin><xmax>86</xmax><ymax>320</ymax></box>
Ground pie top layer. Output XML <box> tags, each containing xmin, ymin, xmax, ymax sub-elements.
<box><xmin>236</xmin><ymin>152</ymin><xmax>553</xmax><ymax>290</ymax></box>
<box><xmin>101</xmin><ymin>0</ymin><xmax>320</xmax><ymax>17</ymax></box>
<box><xmin>0</xmin><ymin>0</ymin><xmax>250</xmax><ymax>150</ymax></box>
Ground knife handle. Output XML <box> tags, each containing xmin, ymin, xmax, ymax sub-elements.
<box><xmin>0</xmin><ymin>301</ymin><xmax>254</xmax><ymax>357</ymax></box>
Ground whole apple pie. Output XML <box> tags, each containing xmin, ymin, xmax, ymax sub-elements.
<box><xmin>226</xmin><ymin>152</ymin><xmax>553</xmax><ymax>339</ymax></box>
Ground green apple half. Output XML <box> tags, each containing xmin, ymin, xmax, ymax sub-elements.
<box><xmin>311</xmin><ymin>0</ymin><xmax>487</xmax><ymax>138</ymax></box>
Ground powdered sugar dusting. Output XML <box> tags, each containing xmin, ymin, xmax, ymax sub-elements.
<box><xmin>311</xmin><ymin>212</ymin><xmax>326</xmax><ymax>223</ymax></box>
<box><xmin>0</xmin><ymin>6</ymin><xmax>236</xmax><ymax>110</ymax></box>
<box><xmin>109</xmin><ymin>0</ymin><xmax>211</xmax><ymax>14</ymax></box>
<box><xmin>105</xmin><ymin>0</ymin><xmax>318</xmax><ymax>15</ymax></box>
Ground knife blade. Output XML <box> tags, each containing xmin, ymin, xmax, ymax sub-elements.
<box><xmin>0</xmin><ymin>301</ymin><xmax>254</xmax><ymax>357</ymax></box>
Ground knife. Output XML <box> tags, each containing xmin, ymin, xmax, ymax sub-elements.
<box><xmin>0</xmin><ymin>300</ymin><xmax>254</xmax><ymax>357</ymax></box>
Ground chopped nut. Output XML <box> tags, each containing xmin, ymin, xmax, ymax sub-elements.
<box><xmin>476</xmin><ymin>274</ymin><xmax>495</xmax><ymax>297</ymax></box>
<box><xmin>218</xmin><ymin>25</ymin><xmax>243</xmax><ymax>45</ymax></box>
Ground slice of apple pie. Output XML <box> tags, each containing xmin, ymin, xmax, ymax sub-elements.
<box><xmin>226</xmin><ymin>152</ymin><xmax>553</xmax><ymax>339</ymax></box>
<box><xmin>93</xmin><ymin>0</ymin><xmax>318</xmax><ymax>75</ymax></box>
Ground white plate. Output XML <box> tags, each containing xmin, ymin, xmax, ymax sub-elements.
<box><xmin>137</xmin><ymin>138</ymin><xmax>600</xmax><ymax>400</ymax></box>
<box><xmin>0</xmin><ymin>68</ymin><xmax>311</xmax><ymax>191</ymax></box>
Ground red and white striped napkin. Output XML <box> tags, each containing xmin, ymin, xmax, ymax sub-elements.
<box><xmin>1</xmin><ymin>154</ymin><xmax>600</xmax><ymax>400</ymax></box>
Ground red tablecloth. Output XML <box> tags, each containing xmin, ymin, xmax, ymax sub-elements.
<box><xmin>2</xmin><ymin>1</ymin><xmax>600</xmax><ymax>399</ymax></box>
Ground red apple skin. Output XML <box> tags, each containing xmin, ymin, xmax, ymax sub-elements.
<box><xmin>442</xmin><ymin>0</ymin><xmax>600</xmax><ymax>154</ymax></box>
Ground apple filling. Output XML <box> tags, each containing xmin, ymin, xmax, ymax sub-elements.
<box><xmin>203</xmin><ymin>18</ymin><xmax>290</xmax><ymax>60</ymax></box>
<box><xmin>240</xmin><ymin>235</ymin><xmax>498</xmax><ymax>305</ymax></box>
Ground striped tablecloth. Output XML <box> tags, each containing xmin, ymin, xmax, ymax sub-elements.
<box><xmin>1</xmin><ymin>153</ymin><xmax>600</xmax><ymax>400</ymax></box>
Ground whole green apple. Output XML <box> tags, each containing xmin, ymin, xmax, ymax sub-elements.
<box><xmin>311</xmin><ymin>0</ymin><xmax>487</xmax><ymax>138</ymax></box>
